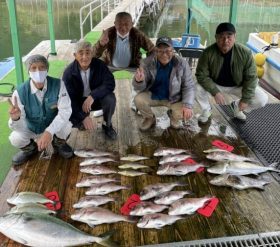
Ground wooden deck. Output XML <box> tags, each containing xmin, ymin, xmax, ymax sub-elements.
<box><xmin>0</xmin><ymin>75</ymin><xmax>280</xmax><ymax>246</ymax></box>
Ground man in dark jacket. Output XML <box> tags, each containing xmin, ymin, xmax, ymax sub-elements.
<box><xmin>63</xmin><ymin>41</ymin><xmax>117</xmax><ymax>140</ymax></box>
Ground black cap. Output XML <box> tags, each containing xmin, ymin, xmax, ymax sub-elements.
<box><xmin>216</xmin><ymin>22</ymin><xmax>236</xmax><ymax>34</ymax></box>
<box><xmin>156</xmin><ymin>37</ymin><xmax>173</xmax><ymax>47</ymax></box>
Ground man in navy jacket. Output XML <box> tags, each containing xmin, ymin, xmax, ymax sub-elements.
<box><xmin>63</xmin><ymin>40</ymin><xmax>117</xmax><ymax>140</ymax></box>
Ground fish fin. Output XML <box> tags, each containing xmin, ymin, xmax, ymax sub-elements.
<box><xmin>268</xmin><ymin>162</ymin><xmax>279</xmax><ymax>169</ymax></box>
<box><xmin>97</xmin><ymin>230</ymin><xmax>119</xmax><ymax>247</ymax></box>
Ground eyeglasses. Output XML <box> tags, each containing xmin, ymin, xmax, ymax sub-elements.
<box><xmin>156</xmin><ymin>49</ymin><xmax>173</xmax><ymax>55</ymax></box>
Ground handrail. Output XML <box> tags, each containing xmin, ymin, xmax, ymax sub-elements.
<box><xmin>80</xmin><ymin>0</ymin><xmax>122</xmax><ymax>38</ymax></box>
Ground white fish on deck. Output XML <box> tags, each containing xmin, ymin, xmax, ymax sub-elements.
<box><xmin>80</xmin><ymin>157</ymin><xmax>116</xmax><ymax>166</ymax></box>
<box><xmin>74</xmin><ymin>149</ymin><xmax>114</xmax><ymax>158</ymax></box>
<box><xmin>120</xmin><ymin>154</ymin><xmax>149</xmax><ymax>162</ymax></box>
<box><xmin>206</xmin><ymin>151</ymin><xmax>258</xmax><ymax>162</ymax></box>
<box><xmin>7</xmin><ymin>192</ymin><xmax>54</xmax><ymax>205</ymax></box>
<box><xmin>129</xmin><ymin>201</ymin><xmax>168</xmax><ymax>216</ymax></box>
<box><xmin>154</xmin><ymin>147</ymin><xmax>190</xmax><ymax>157</ymax></box>
<box><xmin>154</xmin><ymin>190</ymin><xmax>192</xmax><ymax>205</ymax></box>
<box><xmin>73</xmin><ymin>195</ymin><xmax>116</xmax><ymax>208</ymax></box>
<box><xmin>71</xmin><ymin>207</ymin><xmax>136</xmax><ymax>227</ymax></box>
<box><xmin>209</xmin><ymin>174</ymin><xmax>271</xmax><ymax>190</ymax></box>
<box><xmin>159</xmin><ymin>154</ymin><xmax>193</xmax><ymax>164</ymax></box>
<box><xmin>0</xmin><ymin>212</ymin><xmax>117</xmax><ymax>247</ymax></box>
<box><xmin>6</xmin><ymin>203</ymin><xmax>56</xmax><ymax>215</ymax></box>
<box><xmin>118</xmin><ymin>163</ymin><xmax>149</xmax><ymax>170</ymax></box>
<box><xmin>80</xmin><ymin>165</ymin><xmax>117</xmax><ymax>175</ymax></box>
<box><xmin>76</xmin><ymin>176</ymin><xmax>120</xmax><ymax>187</ymax></box>
<box><xmin>137</xmin><ymin>213</ymin><xmax>183</xmax><ymax>229</ymax></box>
<box><xmin>118</xmin><ymin>170</ymin><xmax>147</xmax><ymax>177</ymax></box>
<box><xmin>168</xmin><ymin>196</ymin><xmax>214</xmax><ymax>215</ymax></box>
<box><xmin>207</xmin><ymin>161</ymin><xmax>280</xmax><ymax>175</ymax></box>
<box><xmin>157</xmin><ymin>162</ymin><xmax>206</xmax><ymax>176</ymax></box>
<box><xmin>140</xmin><ymin>182</ymin><xmax>186</xmax><ymax>200</ymax></box>
<box><xmin>85</xmin><ymin>182</ymin><xmax>130</xmax><ymax>195</ymax></box>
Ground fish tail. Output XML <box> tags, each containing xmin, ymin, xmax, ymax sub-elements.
<box><xmin>96</xmin><ymin>230</ymin><xmax>119</xmax><ymax>247</ymax></box>
<box><xmin>125</xmin><ymin>215</ymin><xmax>138</xmax><ymax>223</ymax></box>
<box><xmin>268</xmin><ymin>162</ymin><xmax>279</xmax><ymax>170</ymax></box>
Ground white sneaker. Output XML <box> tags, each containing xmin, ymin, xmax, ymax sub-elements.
<box><xmin>93</xmin><ymin>110</ymin><xmax>103</xmax><ymax>117</ymax></box>
<box><xmin>231</xmin><ymin>102</ymin><xmax>246</xmax><ymax>121</ymax></box>
<box><xmin>198</xmin><ymin>110</ymin><xmax>212</xmax><ymax>123</ymax></box>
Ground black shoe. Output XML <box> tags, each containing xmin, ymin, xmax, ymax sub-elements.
<box><xmin>12</xmin><ymin>140</ymin><xmax>38</xmax><ymax>166</ymax></box>
<box><xmin>52</xmin><ymin>136</ymin><xmax>74</xmax><ymax>159</ymax></box>
<box><xmin>102</xmin><ymin>124</ymin><xmax>117</xmax><ymax>140</ymax></box>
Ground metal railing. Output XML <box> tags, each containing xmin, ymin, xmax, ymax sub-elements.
<box><xmin>80</xmin><ymin>0</ymin><xmax>146</xmax><ymax>38</ymax></box>
<box><xmin>80</xmin><ymin>0</ymin><xmax>122</xmax><ymax>38</ymax></box>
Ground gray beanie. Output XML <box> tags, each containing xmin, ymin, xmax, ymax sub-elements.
<box><xmin>26</xmin><ymin>54</ymin><xmax>49</xmax><ymax>71</ymax></box>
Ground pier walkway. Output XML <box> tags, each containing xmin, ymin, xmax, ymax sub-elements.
<box><xmin>92</xmin><ymin>0</ymin><xmax>145</xmax><ymax>32</ymax></box>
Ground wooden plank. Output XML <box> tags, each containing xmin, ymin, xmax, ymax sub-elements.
<box><xmin>1</xmin><ymin>78</ymin><xmax>280</xmax><ymax>246</ymax></box>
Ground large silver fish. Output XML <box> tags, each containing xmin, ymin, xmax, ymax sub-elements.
<box><xmin>80</xmin><ymin>157</ymin><xmax>116</xmax><ymax>166</ymax></box>
<box><xmin>159</xmin><ymin>154</ymin><xmax>193</xmax><ymax>164</ymax></box>
<box><xmin>206</xmin><ymin>151</ymin><xmax>257</xmax><ymax>162</ymax></box>
<box><xmin>71</xmin><ymin>207</ymin><xmax>136</xmax><ymax>227</ymax></box>
<box><xmin>137</xmin><ymin>213</ymin><xmax>183</xmax><ymax>229</ymax></box>
<box><xmin>157</xmin><ymin>162</ymin><xmax>205</xmax><ymax>176</ymax></box>
<box><xmin>154</xmin><ymin>191</ymin><xmax>192</xmax><ymax>205</ymax></box>
<box><xmin>74</xmin><ymin>149</ymin><xmax>114</xmax><ymax>158</ymax></box>
<box><xmin>207</xmin><ymin>161</ymin><xmax>280</xmax><ymax>175</ymax></box>
<box><xmin>120</xmin><ymin>154</ymin><xmax>149</xmax><ymax>162</ymax></box>
<box><xmin>80</xmin><ymin>165</ymin><xmax>117</xmax><ymax>175</ymax></box>
<box><xmin>140</xmin><ymin>182</ymin><xmax>186</xmax><ymax>200</ymax></box>
<box><xmin>85</xmin><ymin>182</ymin><xmax>130</xmax><ymax>195</ymax></box>
<box><xmin>154</xmin><ymin>147</ymin><xmax>189</xmax><ymax>157</ymax></box>
<box><xmin>129</xmin><ymin>201</ymin><xmax>168</xmax><ymax>216</ymax></box>
<box><xmin>168</xmin><ymin>196</ymin><xmax>214</xmax><ymax>215</ymax></box>
<box><xmin>209</xmin><ymin>174</ymin><xmax>271</xmax><ymax>190</ymax></box>
<box><xmin>7</xmin><ymin>203</ymin><xmax>56</xmax><ymax>215</ymax></box>
<box><xmin>73</xmin><ymin>196</ymin><xmax>116</xmax><ymax>208</ymax></box>
<box><xmin>0</xmin><ymin>212</ymin><xmax>116</xmax><ymax>247</ymax></box>
<box><xmin>7</xmin><ymin>192</ymin><xmax>54</xmax><ymax>205</ymax></box>
<box><xmin>76</xmin><ymin>176</ymin><xmax>120</xmax><ymax>187</ymax></box>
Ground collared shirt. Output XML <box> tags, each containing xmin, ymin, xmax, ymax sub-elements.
<box><xmin>80</xmin><ymin>68</ymin><xmax>91</xmax><ymax>97</ymax></box>
<box><xmin>150</xmin><ymin>60</ymin><xmax>173</xmax><ymax>100</ymax></box>
<box><xmin>9</xmin><ymin>78</ymin><xmax>72</xmax><ymax>136</ymax></box>
<box><xmin>112</xmin><ymin>35</ymin><xmax>131</xmax><ymax>68</ymax></box>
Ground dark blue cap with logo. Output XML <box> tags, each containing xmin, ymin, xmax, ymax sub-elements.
<box><xmin>156</xmin><ymin>37</ymin><xmax>173</xmax><ymax>47</ymax></box>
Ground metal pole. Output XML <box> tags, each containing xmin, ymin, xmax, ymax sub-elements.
<box><xmin>7</xmin><ymin>0</ymin><xmax>24</xmax><ymax>85</ymax></box>
<box><xmin>47</xmin><ymin>0</ymin><xmax>57</xmax><ymax>55</ymax></box>
<box><xmin>229</xmin><ymin>0</ymin><xmax>238</xmax><ymax>25</ymax></box>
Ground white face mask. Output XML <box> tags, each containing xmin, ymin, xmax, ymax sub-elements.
<box><xmin>29</xmin><ymin>70</ymin><xmax>48</xmax><ymax>83</ymax></box>
<box><xmin>117</xmin><ymin>31</ymin><xmax>129</xmax><ymax>39</ymax></box>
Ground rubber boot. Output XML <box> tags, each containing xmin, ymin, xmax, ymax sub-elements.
<box><xmin>52</xmin><ymin>135</ymin><xmax>74</xmax><ymax>159</ymax></box>
<box><xmin>12</xmin><ymin>140</ymin><xmax>38</xmax><ymax>166</ymax></box>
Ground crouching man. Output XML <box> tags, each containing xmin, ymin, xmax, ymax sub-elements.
<box><xmin>8</xmin><ymin>55</ymin><xmax>74</xmax><ymax>165</ymax></box>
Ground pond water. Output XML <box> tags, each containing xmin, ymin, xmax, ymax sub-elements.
<box><xmin>1</xmin><ymin>0</ymin><xmax>280</xmax><ymax>62</ymax></box>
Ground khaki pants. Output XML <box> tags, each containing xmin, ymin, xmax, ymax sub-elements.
<box><xmin>134</xmin><ymin>91</ymin><xmax>183</xmax><ymax>120</ymax></box>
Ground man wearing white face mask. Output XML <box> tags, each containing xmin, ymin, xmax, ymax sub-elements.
<box><xmin>8</xmin><ymin>54</ymin><xmax>74</xmax><ymax>165</ymax></box>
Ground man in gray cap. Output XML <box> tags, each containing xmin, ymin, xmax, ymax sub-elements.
<box><xmin>8</xmin><ymin>54</ymin><xmax>73</xmax><ymax>165</ymax></box>
<box><xmin>196</xmin><ymin>22</ymin><xmax>268</xmax><ymax>123</ymax></box>
<box><xmin>133</xmin><ymin>36</ymin><xmax>195</xmax><ymax>131</ymax></box>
